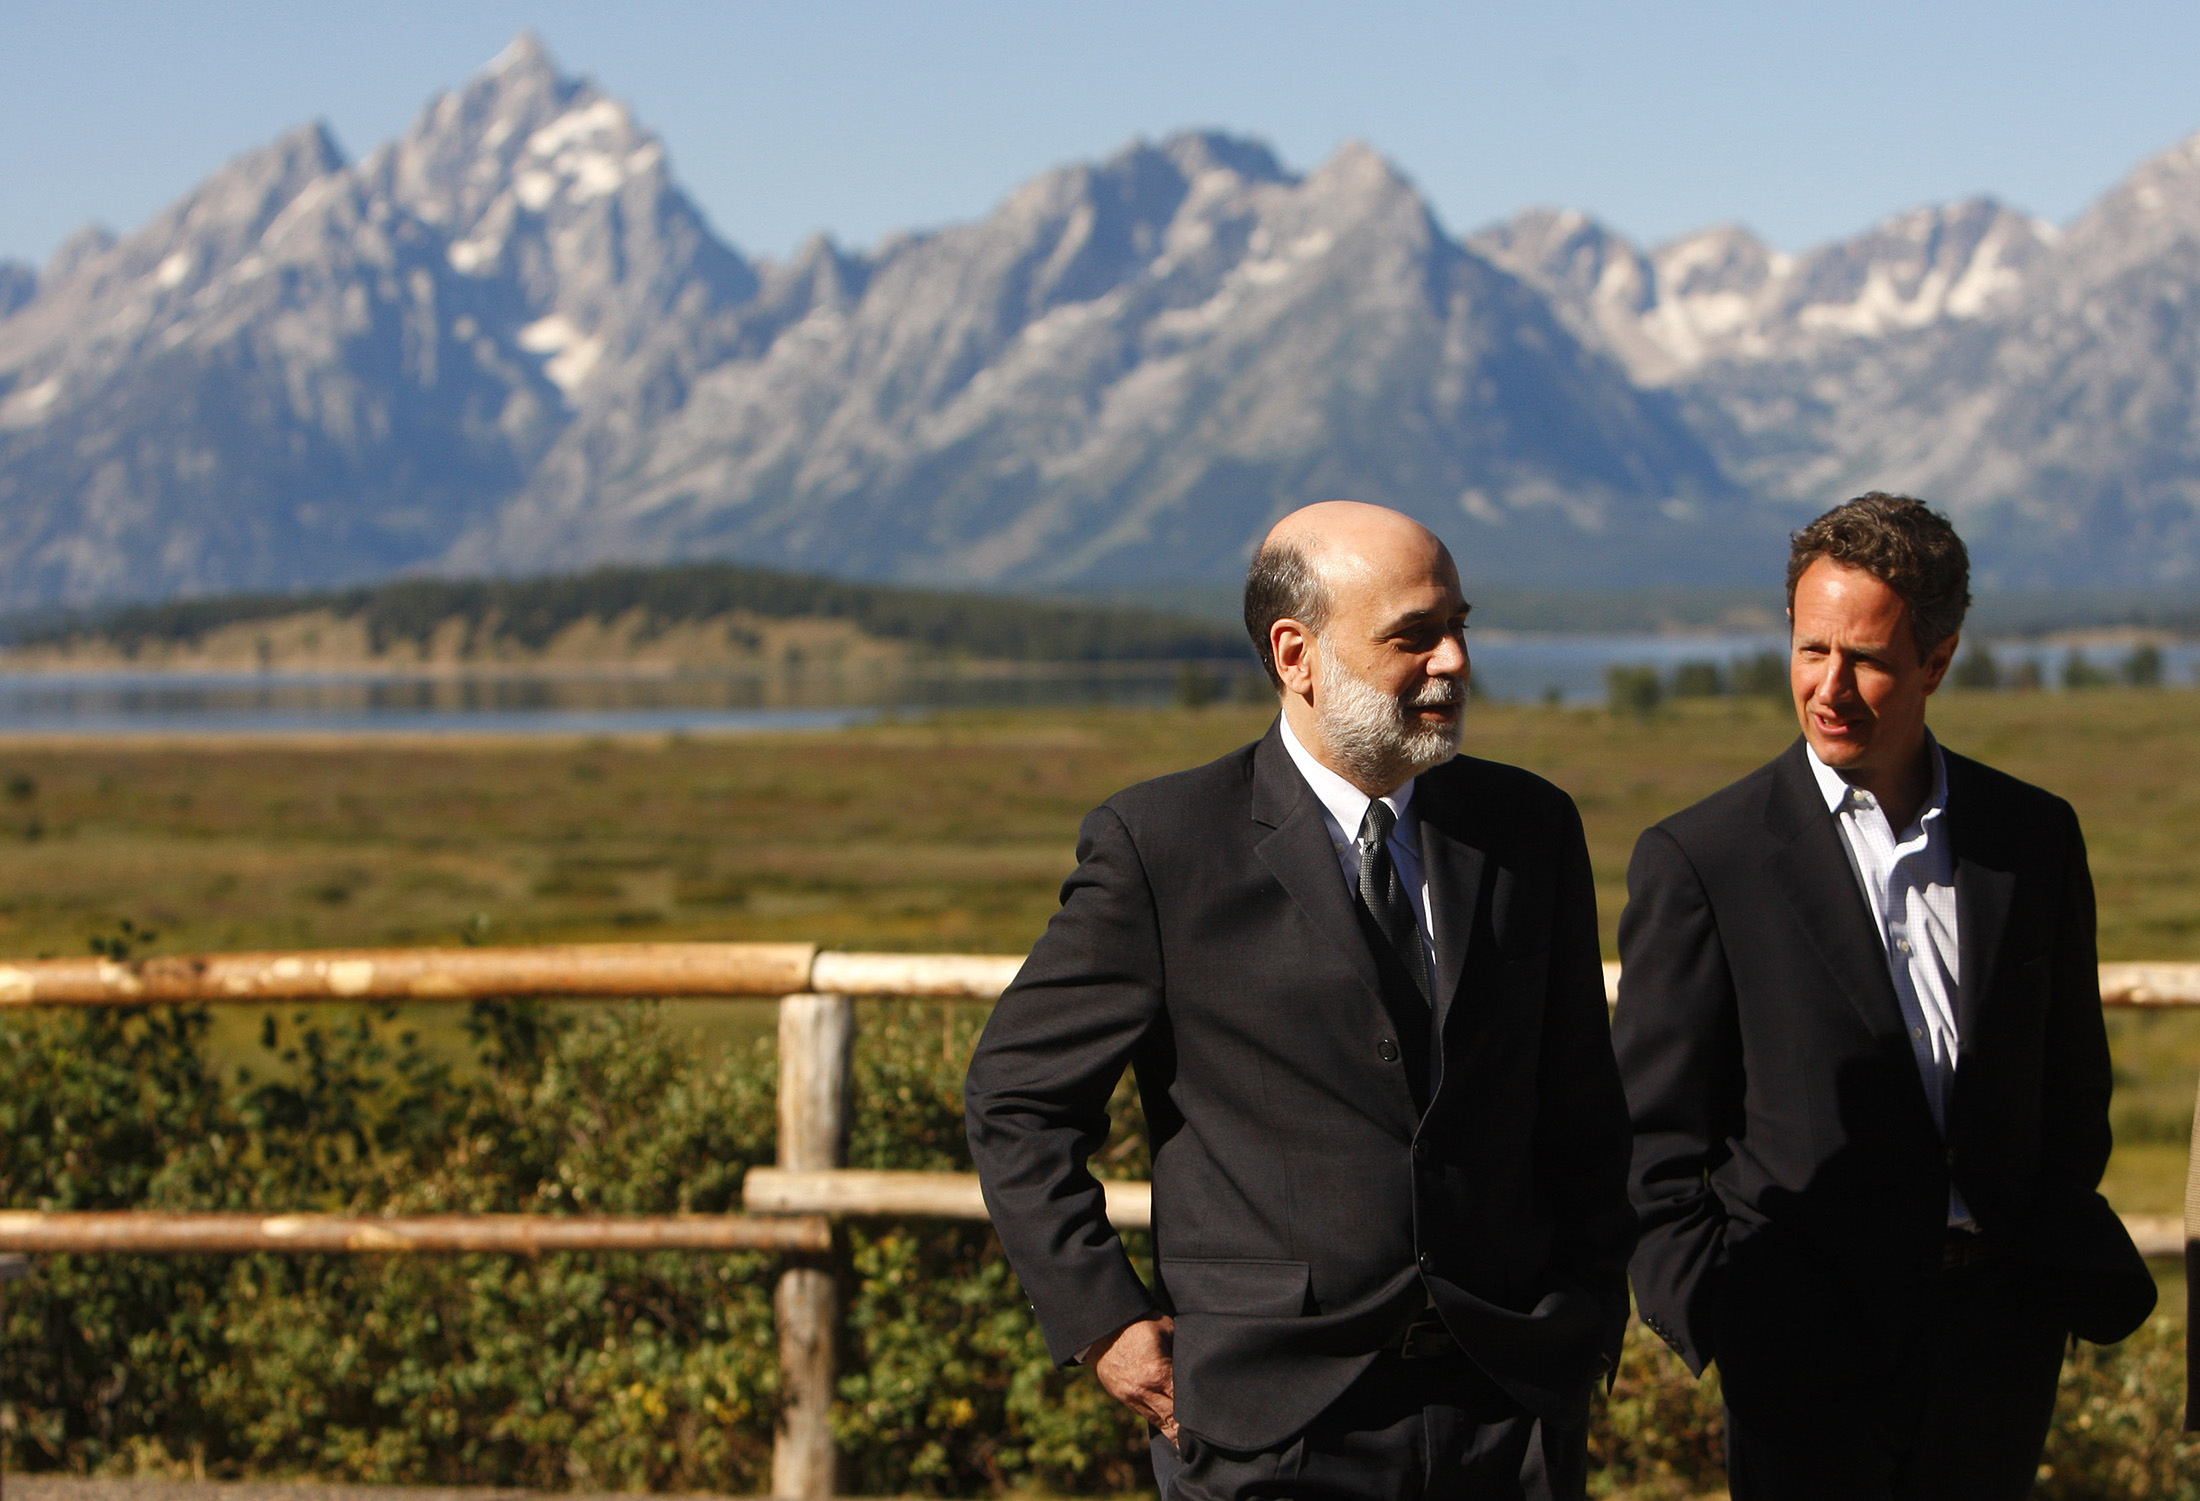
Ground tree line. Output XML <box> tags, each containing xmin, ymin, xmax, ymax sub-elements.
<box><xmin>2</xmin><ymin>563</ymin><xmax>1254</xmax><ymax>664</ymax></box>
<box><xmin>1606</xmin><ymin>643</ymin><xmax>2182</xmax><ymax>715</ymax></box>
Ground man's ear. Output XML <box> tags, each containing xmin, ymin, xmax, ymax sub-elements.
<box><xmin>1921</xmin><ymin>631</ymin><xmax>1959</xmax><ymax>695</ymax></box>
<box><xmin>1272</xmin><ymin>619</ymin><xmax>1316</xmax><ymax>698</ymax></box>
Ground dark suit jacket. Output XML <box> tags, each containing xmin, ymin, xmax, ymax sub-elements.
<box><xmin>964</xmin><ymin>722</ymin><xmax>1635</xmax><ymax>1452</ymax></box>
<box><xmin>1613</xmin><ymin>738</ymin><xmax>2153</xmax><ymax>1382</ymax></box>
<box><xmin>2187</xmin><ymin>1080</ymin><xmax>2200</xmax><ymax>1429</ymax></box>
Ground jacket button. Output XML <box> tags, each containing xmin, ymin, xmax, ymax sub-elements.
<box><xmin>1946</xmin><ymin>1147</ymin><xmax>1958</xmax><ymax>1168</ymax></box>
<box><xmin>1418</xmin><ymin>1252</ymin><xmax>1435</xmax><ymax>1273</ymax></box>
<box><xmin>1377</xmin><ymin>1038</ymin><xmax>1400</xmax><ymax>1063</ymax></box>
<box><xmin>1412</xmin><ymin>1140</ymin><xmax>1432</xmax><ymax>1162</ymax></box>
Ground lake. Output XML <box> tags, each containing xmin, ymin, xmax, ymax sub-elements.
<box><xmin>0</xmin><ymin>633</ymin><xmax>2188</xmax><ymax>734</ymax></box>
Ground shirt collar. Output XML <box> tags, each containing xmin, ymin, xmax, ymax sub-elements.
<box><xmin>1807</xmin><ymin>732</ymin><xmax>1949</xmax><ymax>827</ymax></box>
<box><xmin>1279</xmin><ymin>714</ymin><xmax>1416</xmax><ymax>841</ymax></box>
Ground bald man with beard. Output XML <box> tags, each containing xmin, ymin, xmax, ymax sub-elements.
<box><xmin>966</xmin><ymin>503</ymin><xmax>1635</xmax><ymax>1501</ymax></box>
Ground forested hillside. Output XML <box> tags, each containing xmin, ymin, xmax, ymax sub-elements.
<box><xmin>1</xmin><ymin>561</ymin><xmax>1249</xmax><ymax>670</ymax></box>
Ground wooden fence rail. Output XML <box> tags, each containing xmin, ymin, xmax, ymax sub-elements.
<box><xmin>0</xmin><ymin>943</ymin><xmax>2191</xmax><ymax>1008</ymax></box>
<box><xmin>0</xmin><ymin>941</ymin><xmax>2191</xmax><ymax>1500</ymax></box>
<box><xmin>0</xmin><ymin>1211</ymin><xmax>830</xmax><ymax>1255</ymax></box>
<box><xmin>0</xmin><ymin>942</ymin><xmax>1026</xmax><ymax>1007</ymax></box>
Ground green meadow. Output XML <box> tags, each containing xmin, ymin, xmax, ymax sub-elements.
<box><xmin>0</xmin><ymin>689</ymin><xmax>2193</xmax><ymax>1491</ymax></box>
<box><xmin>0</xmin><ymin>686</ymin><xmax>2192</xmax><ymax>1218</ymax></box>
<box><xmin>2</xmin><ymin>690</ymin><xmax>2195</xmax><ymax>957</ymax></box>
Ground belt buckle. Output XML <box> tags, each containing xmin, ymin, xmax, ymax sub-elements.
<box><xmin>1398</xmin><ymin>1313</ymin><xmax>1457</xmax><ymax>1361</ymax></box>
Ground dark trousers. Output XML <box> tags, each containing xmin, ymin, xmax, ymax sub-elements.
<box><xmin>1152</xmin><ymin>1353</ymin><xmax>1586</xmax><ymax>1501</ymax></box>
<box><xmin>1719</xmin><ymin>1260</ymin><xmax>2067</xmax><ymax>1501</ymax></box>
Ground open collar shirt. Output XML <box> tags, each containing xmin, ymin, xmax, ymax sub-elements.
<box><xmin>1808</xmin><ymin>734</ymin><xmax>1974</xmax><ymax>1229</ymax></box>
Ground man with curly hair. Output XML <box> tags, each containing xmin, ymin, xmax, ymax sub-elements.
<box><xmin>1615</xmin><ymin>492</ymin><xmax>2155</xmax><ymax>1499</ymax></box>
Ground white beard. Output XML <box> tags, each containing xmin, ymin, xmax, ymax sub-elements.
<box><xmin>1314</xmin><ymin>638</ymin><xmax>1465</xmax><ymax>791</ymax></box>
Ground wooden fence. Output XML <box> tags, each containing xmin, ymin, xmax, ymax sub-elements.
<box><xmin>0</xmin><ymin>942</ymin><xmax>2192</xmax><ymax>1499</ymax></box>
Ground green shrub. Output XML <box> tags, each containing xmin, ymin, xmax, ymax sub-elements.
<box><xmin>1954</xmin><ymin>644</ymin><xmax>2004</xmax><ymax>690</ymax></box>
<box><xmin>0</xmin><ymin>998</ymin><xmax>2188</xmax><ymax>1496</ymax></box>
<box><xmin>0</xmin><ymin>999</ymin><xmax>1156</xmax><ymax>1493</ymax></box>
<box><xmin>2037</xmin><ymin>1315</ymin><xmax>2200</xmax><ymax>1499</ymax></box>
<box><xmin>1733</xmin><ymin>650</ymin><xmax>1790</xmax><ymax>701</ymax></box>
<box><xmin>836</xmin><ymin>1004</ymin><xmax>1150</xmax><ymax>1495</ymax></box>
<box><xmin>1588</xmin><ymin>1323</ymin><xmax>1724</xmax><ymax>1497</ymax></box>
<box><xmin>2125</xmin><ymin>644</ymin><xmax>2166</xmax><ymax>690</ymax></box>
<box><xmin>2066</xmin><ymin>652</ymin><xmax>2115</xmax><ymax>690</ymax></box>
<box><xmin>0</xmin><ymin>1000</ymin><xmax>786</xmax><ymax>1487</ymax></box>
<box><xmin>1608</xmin><ymin>666</ymin><xmax>1664</xmax><ymax>717</ymax></box>
<box><xmin>1669</xmin><ymin>662</ymin><xmax>1725</xmax><ymax>699</ymax></box>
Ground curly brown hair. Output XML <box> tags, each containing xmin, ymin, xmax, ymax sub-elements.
<box><xmin>1786</xmin><ymin>492</ymin><xmax>1971</xmax><ymax>655</ymax></box>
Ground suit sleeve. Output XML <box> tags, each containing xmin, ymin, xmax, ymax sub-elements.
<box><xmin>2040</xmin><ymin>799</ymin><xmax>2113</xmax><ymax>1203</ymax></box>
<box><xmin>964</xmin><ymin>804</ymin><xmax>1165</xmax><ymax>1365</ymax></box>
<box><xmin>2187</xmin><ymin>1074</ymin><xmax>2200</xmax><ymax>1428</ymax></box>
<box><xmin>2034</xmin><ymin>797</ymin><xmax>2156</xmax><ymax>1343</ymax></box>
<box><xmin>1534</xmin><ymin>794</ymin><xmax>1640</xmax><ymax>1372</ymax></box>
<box><xmin>1611</xmin><ymin>824</ymin><xmax>1743</xmax><ymax>1374</ymax></box>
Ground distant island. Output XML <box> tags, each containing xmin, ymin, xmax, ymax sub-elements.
<box><xmin>0</xmin><ymin>562</ymin><xmax>1252</xmax><ymax>676</ymax></box>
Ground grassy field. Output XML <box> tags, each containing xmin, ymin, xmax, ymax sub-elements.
<box><xmin>0</xmin><ymin>687</ymin><xmax>2192</xmax><ymax>1218</ymax></box>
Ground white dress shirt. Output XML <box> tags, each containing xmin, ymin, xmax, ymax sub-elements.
<box><xmin>1807</xmin><ymin>737</ymin><xmax>1973</xmax><ymax>1229</ymax></box>
<box><xmin>1278</xmin><ymin>716</ymin><xmax>1439</xmax><ymax>993</ymax></box>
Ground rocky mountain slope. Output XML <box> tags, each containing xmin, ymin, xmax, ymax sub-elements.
<box><xmin>0</xmin><ymin>36</ymin><xmax>752</xmax><ymax>610</ymax></box>
<box><xmin>1657</xmin><ymin>132</ymin><xmax>2200</xmax><ymax>587</ymax></box>
<box><xmin>6</xmin><ymin>34</ymin><xmax>2200</xmax><ymax>602</ymax></box>
<box><xmin>0</xmin><ymin>264</ymin><xmax>33</xmax><ymax>320</ymax></box>
<box><xmin>463</xmin><ymin>131</ymin><xmax>1762</xmax><ymax>590</ymax></box>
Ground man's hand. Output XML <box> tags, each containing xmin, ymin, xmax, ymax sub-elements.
<box><xmin>1089</xmin><ymin>1315</ymin><xmax>1178</xmax><ymax>1445</ymax></box>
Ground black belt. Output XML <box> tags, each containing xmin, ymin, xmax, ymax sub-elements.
<box><xmin>1371</xmin><ymin>1310</ymin><xmax>1519</xmax><ymax>1414</ymax></box>
<box><xmin>1942</xmin><ymin>1228</ymin><xmax>1992</xmax><ymax>1272</ymax></box>
<box><xmin>1383</xmin><ymin>1308</ymin><xmax>1461</xmax><ymax>1362</ymax></box>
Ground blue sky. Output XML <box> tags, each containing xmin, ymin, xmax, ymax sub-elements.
<box><xmin>7</xmin><ymin>1</ymin><xmax>2200</xmax><ymax>270</ymax></box>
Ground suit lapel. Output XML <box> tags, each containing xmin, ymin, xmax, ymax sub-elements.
<box><xmin>1761</xmin><ymin>741</ymin><xmax>1913</xmax><ymax>1046</ymax></box>
<box><xmin>1414</xmin><ymin>769</ymin><xmax>1486</xmax><ymax>1042</ymax></box>
<box><xmin>1945</xmin><ymin>755</ymin><xmax>2016</xmax><ymax>1048</ymax></box>
<box><xmin>1250</xmin><ymin>725</ymin><xmax>1384</xmax><ymax>1003</ymax></box>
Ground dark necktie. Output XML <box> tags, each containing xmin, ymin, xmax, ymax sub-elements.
<box><xmin>1357</xmin><ymin>800</ymin><xmax>1429</xmax><ymax>1004</ymax></box>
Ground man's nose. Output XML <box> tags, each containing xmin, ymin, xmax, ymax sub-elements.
<box><xmin>1812</xmin><ymin>654</ymin><xmax>1856</xmax><ymax>701</ymax></box>
<box><xmin>1429</xmin><ymin>630</ymin><xmax>1468</xmax><ymax>675</ymax></box>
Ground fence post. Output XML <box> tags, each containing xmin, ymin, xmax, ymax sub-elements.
<box><xmin>773</xmin><ymin>993</ymin><xmax>852</xmax><ymax>1501</ymax></box>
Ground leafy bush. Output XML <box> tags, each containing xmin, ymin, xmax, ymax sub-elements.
<box><xmin>2037</xmin><ymin>1315</ymin><xmax>2200</xmax><ymax>1499</ymax></box>
<box><xmin>1733</xmin><ymin>650</ymin><xmax>1790</xmax><ymax>701</ymax></box>
<box><xmin>1607</xmin><ymin>666</ymin><xmax>1664</xmax><ymax>717</ymax></box>
<box><xmin>0</xmin><ymin>998</ymin><xmax>2186</xmax><ymax>1496</ymax></box>
<box><xmin>2066</xmin><ymin>652</ymin><xmax>2116</xmax><ymax>690</ymax></box>
<box><xmin>0</xmin><ymin>1000</ymin><xmax>786</xmax><ymax>1487</ymax></box>
<box><xmin>2125</xmin><ymin>645</ymin><xmax>2166</xmax><ymax>689</ymax></box>
<box><xmin>1668</xmin><ymin>662</ymin><xmax>1725</xmax><ymax>699</ymax></box>
<box><xmin>1588</xmin><ymin>1325</ymin><xmax>1724</xmax><ymax>1497</ymax></box>
<box><xmin>1954</xmin><ymin>644</ymin><xmax>2004</xmax><ymax>690</ymax></box>
<box><xmin>0</xmin><ymin>999</ymin><xmax>1155</xmax><ymax>1493</ymax></box>
<box><xmin>835</xmin><ymin>1004</ymin><xmax>1150</xmax><ymax>1495</ymax></box>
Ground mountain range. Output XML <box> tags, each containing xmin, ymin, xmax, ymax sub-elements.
<box><xmin>4</xmin><ymin>34</ymin><xmax>2200</xmax><ymax>608</ymax></box>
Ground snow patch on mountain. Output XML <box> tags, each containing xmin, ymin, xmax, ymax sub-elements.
<box><xmin>1471</xmin><ymin>198</ymin><xmax>2052</xmax><ymax>383</ymax></box>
